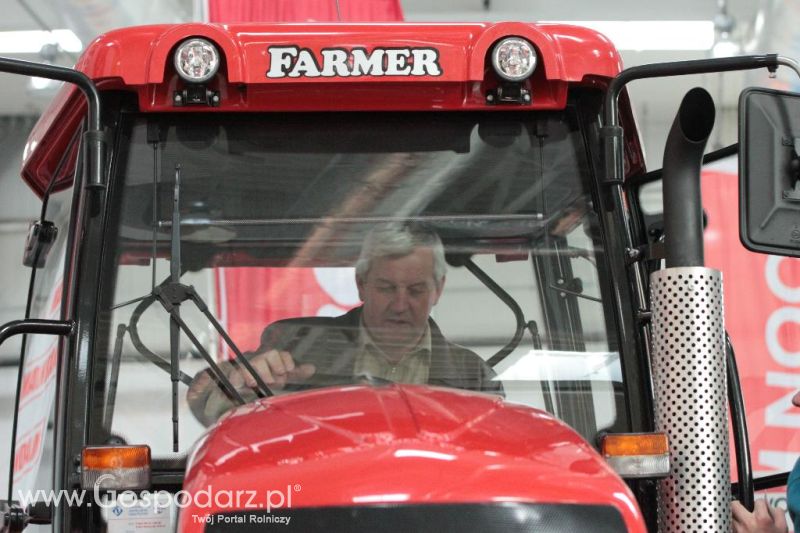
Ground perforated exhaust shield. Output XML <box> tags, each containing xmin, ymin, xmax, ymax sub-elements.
<box><xmin>650</xmin><ymin>267</ymin><xmax>729</xmax><ymax>532</ymax></box>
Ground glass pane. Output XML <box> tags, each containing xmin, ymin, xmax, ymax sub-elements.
<box><xmin>11</xmin><ymin>185</ymin><xmax>73</xmax><ymax>498</ymax></box>
<box><xmin>93</xmin><ymin>110</ymin><xmax>624</xmax><ymax>459</ymax></box>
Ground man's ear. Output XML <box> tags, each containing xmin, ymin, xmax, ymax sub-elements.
<box><xmin>356</xmin><ymin>275</ymin><xmax>366</xmax><ymax>302</ymax></box>
<box><xmin>432</xmin><ymin>275</ymin><xmax>446</xmax><ymax>305</ymax></box>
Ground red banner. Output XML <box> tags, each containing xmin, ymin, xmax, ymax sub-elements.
<box><xmin>214</xmin><ymin>267</ymin><xmax>359</xmax><ymax>358</ymax></box>
<box><xmin>703</xmin><ymin>166</ymin><xmax>800</xmax><ymax>476</ymax></box>
<box><xmin>208</xmin><ymin>0</ymin><xmax>404</xmax><ymax>23</ymax></box>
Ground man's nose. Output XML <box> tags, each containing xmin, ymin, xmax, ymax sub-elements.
<box><xmin>389</xmin><ymin>289</ymin><xmax>410</xmax><ymax>312</ymax></box>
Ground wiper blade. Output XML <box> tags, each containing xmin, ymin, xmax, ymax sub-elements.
<box><xmin>169</xmin><ymin>166</ymin><xmax>182</xmax><ymax>452</ymax></box>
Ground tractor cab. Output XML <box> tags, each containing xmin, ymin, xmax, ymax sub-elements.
<box><xmin>1</xmin><ymin>19</ymin><xmax>799</xmax><ymax>533</ymax></box>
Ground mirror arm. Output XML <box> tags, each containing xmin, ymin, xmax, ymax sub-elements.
<box><xmin>0</xmin><ymin>57</ymin><xmax>105</xmax><ymax>190</ymax></box>
<box><xmin>777</xmin><ymin>56</ymin><xmax>800</xmax><ymax>80</ymax></box>
<box><xmin>605</xmin><ymin>55</ymin><xmax>783</xmax><ymax>128</ymax></box>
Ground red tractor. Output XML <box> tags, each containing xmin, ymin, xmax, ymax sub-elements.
<box><xmin>0</xmin><ymin>17</ymin><xmax>798</xmax><ymax>533</ymax></box>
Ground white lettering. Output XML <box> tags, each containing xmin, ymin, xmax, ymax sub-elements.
<box><xmin>194</xmin><ymin>486</ymin><xmax>212</xmax><ymax>508</ymax></box>
<box><xmin>267</xmin><ymin>46</ymin><xmax>442</xmax><ymax>79</ymax></box>
<box><xmin>766</xmin><ymin>256</ymin><xmax>800</xmax><ymax>303</ymax></box>
<box><xmin>384</xmin><ymin>49</ymin><xmax>411</xmax><ymax>75</ymax></box>
<box><xmin>411</xmin><ymin>49</ymin><xmax>442</xmax><ymax>76</ymax></box>
<box><xmin>266</xmin><ymin>46</ymin><xmax>299</xmax><ymax>78</ymax></box>
<box><xmin>759</xmin><ymin>450</ymin><xmax>800</xmax><ymax>472</ymax></box>
<box><xmin>288</xmin><ymin>49</ymin><xmax>321</xmax><ymax>77</ymax></box>
<box><xmin>242</xmin><ymin>490</ymin><xmax>258</xmax><ymax>508</ymax></box>
<box><xmin>351</xmin><ymin>48</ymin><xmax>385</xmax><ymax>76</ymax></box>
<box><xmin>766</xmin><ymin>308</ymin><xmax>800</xmax><ymax>367</ymax></box>
<box><xmin>320</xmin><ymin>49</ymin><xmax>350</xmax><ymax>77</ymax></box>
<box><xmin>265</xmin><ymin>489</ymin><xmax>285</xmax><ymax>512</ymax></box>
<box><xmin>765</xmin><ymin>372</ymin><xmax>800</xmax><ymax>427</ymax></box>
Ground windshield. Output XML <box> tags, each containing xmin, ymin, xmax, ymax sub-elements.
<box><xmin>92</xmin><ymin>109</ymin><xmax>624</xmax><ymax>461</ymax></box>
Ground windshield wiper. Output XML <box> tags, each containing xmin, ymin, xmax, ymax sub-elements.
<box><xmin>117</xmin><ymin>164</ymin><xmax>273</xmax><ymax>451</ymax></box>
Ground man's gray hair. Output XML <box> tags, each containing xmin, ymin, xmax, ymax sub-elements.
<box><xmin>355</xmin><ymin>223</ymin><xmax>446</xmax><ymax>284</ymax></box>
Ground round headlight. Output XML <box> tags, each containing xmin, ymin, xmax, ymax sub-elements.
<box><xmin>491</xmin><ymin>37</ymin><xmax>537</xmax><ymax>82</ymax></box>
<box><xmin>174</xmin><ymin>38</ymin><xmax>220</xmax><ymax>83</ymax></box>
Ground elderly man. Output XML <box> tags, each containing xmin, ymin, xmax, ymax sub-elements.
<box><xmin>187</xmin><ymin>223</ymin><xmax>502</xmax><ymax>425</ymax></box>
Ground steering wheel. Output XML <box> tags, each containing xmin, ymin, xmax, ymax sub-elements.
<box><xmin>282</xmin><ymin>373</ymin><xmax>394</xmax><ymax>392</ymax></box>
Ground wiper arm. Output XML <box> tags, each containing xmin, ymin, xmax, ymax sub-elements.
<box><xmin>102</xmin><ymin>324</ymin><xmax>126</xmax><ymax>435</ymax></box>
<box><xmin>127</xmin><ymin>293</ymin><xmax>193</xmax><ymax>385</ymax></box>
<box><xmin>121</xmin><ymin>164</ymin><xmax>273</xmax><ymax>452</ymax></box>
<box><xmin>151</xmin><ymin>280</ymin><xmax>275</xmax><ymax>403</ymax></box>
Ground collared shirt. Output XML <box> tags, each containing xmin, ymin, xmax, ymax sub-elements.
<box><xmin>353</xmin><ymin>320</ymin><xmax>432</xmax><ymax>384</ymax></box>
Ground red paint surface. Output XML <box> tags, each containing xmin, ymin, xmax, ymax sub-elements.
<box><xmin>215</xmin><ymin>267</ymin><xmax>358</xmax><ymax>358</ymax></box>
<box><xmin>22</xmin><ymin>21</ymin><xmax>622</xmax><ymax>196</ymax></box>
<box><xmin>178</xmin><ymin>385</ymin><xmax>645</xmax><ymax>532</ymax></box>
<box><xmin>703</xmin><ymin>169</ymin><xmax>800</xmax><ymax>476</ymax></box>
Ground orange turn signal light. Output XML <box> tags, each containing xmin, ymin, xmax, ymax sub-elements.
<box><xmin>601</xmin><ymin>432</ymin><xmax>669</xmax><ymax>457</ymax></box>
<box><xmin>82</xmin><ymin>445</ymin><xmax>151</xmax><ymax>469</ymax></box>
<box><xmin>600</xmin><ymin>432</ymin><xmax>670</xmax><ymax>479</ymax></box>
<box><xmin>81</xmin><ymin>445</ymin><xmax>151</xmax><ymax>490</ymax></box>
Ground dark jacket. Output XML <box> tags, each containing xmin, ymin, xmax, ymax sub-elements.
<box><xmin>258</xmin><ymin>306</ymin><xmax>503</xmax><ymax>395</ymax></box>
<box><xmin>189</xmin><ymin>307</ymin><xmax>503</xmax><ymax>425</ymax></box>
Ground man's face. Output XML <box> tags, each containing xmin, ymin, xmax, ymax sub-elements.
<box><xmin>356</xmin><ymin>247</ymin><xmax>444</xmax><ymax>355</ymax></box>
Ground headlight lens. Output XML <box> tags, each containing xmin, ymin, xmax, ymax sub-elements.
<box><xmin>492</xmin><ymin>37</ymin><xmax>537</xmax><ymax>82</ymax></box>
<box><xmin>174</xmin><ymin>38</ymin><xmax>220</xmax><ymax>83</ymax></box>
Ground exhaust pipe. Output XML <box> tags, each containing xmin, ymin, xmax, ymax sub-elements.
<box><xmin>662</xmin><ymin>87</ymin><xmax>715</xmax><ymax>267</ymax></box>
<box><xmin>650</xmin><ymin>88</ymin><xmax>730</xmax><ymax>532</ymax></box>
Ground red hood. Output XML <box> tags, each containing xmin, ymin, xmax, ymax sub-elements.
<box><xmin>180</xmin><ymin>384</ymin><xmax>644</xmax><ymax>531</ymax></box>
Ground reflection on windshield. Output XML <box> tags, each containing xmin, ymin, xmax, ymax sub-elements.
<box><xmin>93</xmin><ymin>110</ymin><xmax>623</xmax><ymax>459</ymax></box>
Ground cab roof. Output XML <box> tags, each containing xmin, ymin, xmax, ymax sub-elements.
<box><xmin>22</xmin><ymin>22</ymin><xmax>622</xmax><ymax>197</ymax></box>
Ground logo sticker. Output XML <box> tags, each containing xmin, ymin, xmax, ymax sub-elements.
<box><xmin>266</xmin><ymin>45</ymin><xmax>442</xmax><ymax>79</ymax></box>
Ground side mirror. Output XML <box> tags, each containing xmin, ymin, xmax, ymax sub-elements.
<box><xmin>739</xmin><ymin>87</ymin><xmax>800</xmax><ymax>256</ymax></box>
<box><xmin>22</xmin><ymin>221</ymin><xmax>57</xmax><ymax>268</ymax></box>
